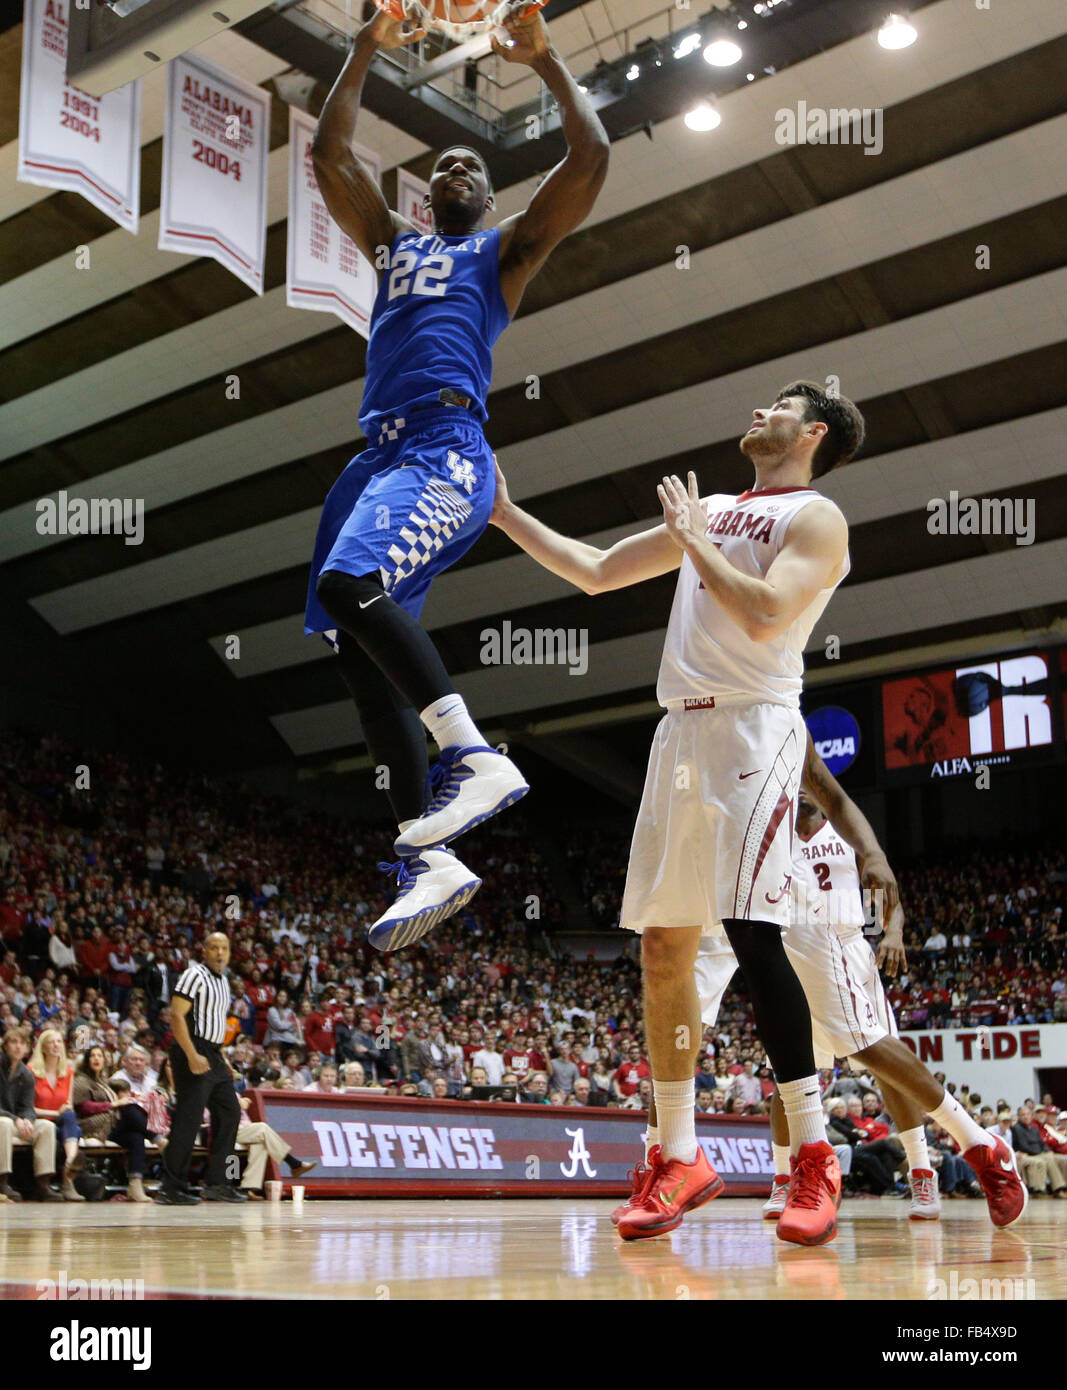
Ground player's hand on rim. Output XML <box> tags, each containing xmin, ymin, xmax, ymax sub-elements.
<box><xmin>490</xmin><ymin>9</ymin><xmax>550</xmax><ymax>64</ymax></box>
<box><xmin>658</xmin><ymin>471</ymin><xmax>705</xmax><ymax>549</ymax></box>
<box><xmin>362</xmin><ymin>9</ymin><xmax>426</xmax><ymax>49</ymax></box>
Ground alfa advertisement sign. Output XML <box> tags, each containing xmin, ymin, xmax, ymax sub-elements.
<box><xmin>250</xmin><ymin>1092</ymin><xmax>772</xmax><ymax>1197</ymax></box>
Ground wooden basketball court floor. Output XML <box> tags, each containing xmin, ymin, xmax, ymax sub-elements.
<box><xmin>1</xmin><ymin>1198</ymin><xmax>1065</xmax><ymax>1300</ymax></box>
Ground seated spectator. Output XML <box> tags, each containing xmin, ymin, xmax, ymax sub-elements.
<box><xmin>1012</xmin><ymin>1102</ymin><xmax>1067</xmax><ymax>1196</ymax></box>
<box><xmin>696</xmin><ymin>1089</ymin><xmax>715</xmax><ymax>1113</ymax></box>
<box><xmin>612</xmin><ymin>1044</ymin><xmax>651</xmax><ymax>1104</ymax></box>
<box><xmin>730</xmin><ymin>1060</ymin><xmax>763</xmax><ymax>1108</ymax></box>
<box><xmin>234</xmin><ymin>1093</ymin><xmax>315</xmax><ymax>1198</ymax></box>
<box><xmin>303</xmin><ymin>1061</ymin><xmax>341</xmax><ymax>1095</ymax></box>
<box><xmin>548</xmin><ymin>1089</ymin><xmax>566</xmax><ymax>1107</ymax></box>
<box><xmin>110</xmin><ymin>1043</ymin><xmax>158</xmax><ymax>1101</ymax></box>
<box><xmin>590</xmin><ymin>1050</ymin><xmax>614</xmax><ymax>1098</ymax></box>
<box><xmin>620</xmin><ymin>1076</ymin><xmax>652</xmax><ymax>1112</ymax></box>
<box><xmin>826</xmin><ymin>1097</ymin><xmax>901</xmax><ymax>1196</ymax></box>
<box><xmin>28</xmin><ymin>1029</ymin><xmax>85</xmax><ymax>1202</ymax></box>
<box><xmin>0</xmin><ymin>1028</ymin><xmax>62</xmax><ymax>1202</ymax></box>
<box><xmin>72</xmin><ymin>1046</ymin><xmax>151</xmax><ymax>1202</ymax></box>
<box><xmin>522</xmin><ymin>1072</ymin><xmax>550</xmax><ymax>1105</ymax></box>
<box><xmin>573</xmin><ymin>1077</ymin><xmax>592</xmax><ymax>1106</ymax></box>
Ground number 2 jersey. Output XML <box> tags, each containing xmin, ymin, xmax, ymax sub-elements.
<box><xmin>791</xmin><ymin>818</ymin><xmax>866</xmax><ymax>939</ymax></box>
<box><xmin>358</xmin><ymin>226</ymin><xmax>512</xmax><ymax>435</ymax></box>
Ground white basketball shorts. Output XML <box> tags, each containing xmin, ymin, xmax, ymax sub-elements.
<box><xmin>783</xmin><ymin>922</ymin><xmax>898</xmax><ymax>1067</ymax></box>
<box><xmin>620</xmin><ymin>700</ymin><xmax>805</xmax><ymax>936</ymax></box>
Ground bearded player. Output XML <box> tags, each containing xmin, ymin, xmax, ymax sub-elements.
<box><xmin>613</xmin><ymin>733</ymin><xmax>1027</xmax><ymax>1237</ymax></box>
<box><xmin>305</xmin><ymin>8</ymin><xmax>609</xmax><ymax>951</ymax></box>
<box><xmin>494</xmin><ymin>381</ymin><xmax>864</xmax><ymax>1244</ymax></box>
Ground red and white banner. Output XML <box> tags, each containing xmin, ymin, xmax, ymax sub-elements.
<box><xmin>17</xmin><ymin>0</ymin><xmax>140</xmax><ymax>232</ymax></box>
<box><xmin>159</xmin><ymin>54</ymin><xmax>269</xmax><ymax>294</ymax></box>
<box><xmin>396</xmin><ymin>167</ymin><xmax>433</xmax><ymax>235</ymax></box>
<box><xmin>286</xmin><ymin>108</ymin><xmax>383</xmax><ymax>337</ymax></box>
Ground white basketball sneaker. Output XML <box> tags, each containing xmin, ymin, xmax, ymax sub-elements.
<box><xmin>762</xmin><ymin>1174</ymin><xmax>791</xmax><ymax>1220</ymax></box>
<box><xmin>393</xmin><ymin>745</ymin><xmax>529</xmax><ymax>856</ymax></box>
<box><xmin>368</xmin><ymin>849</ymin><xmax>482</xmax><ymax>952</ymax></box>
<box><xmin>907</xmin><ymin>1168</ymin><xmax>942</xmax><ymax>1221</ymax></box>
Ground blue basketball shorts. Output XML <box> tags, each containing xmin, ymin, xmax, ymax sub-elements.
<box><xmin>304</xmin><ymin>407</ymin><xmax>496</xmax><ymax>636</ymax></box>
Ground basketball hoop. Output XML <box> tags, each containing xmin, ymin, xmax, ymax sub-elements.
<box><xmin>374</xmin><ymin>0</ymin><xmax>546</xmax><ymax>43</ymax></box>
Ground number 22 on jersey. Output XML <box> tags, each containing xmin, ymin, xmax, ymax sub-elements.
<box><xmin>388</xmin><ymin>251</ymin><xmax>454</xmax><ymax>301</ymax></box>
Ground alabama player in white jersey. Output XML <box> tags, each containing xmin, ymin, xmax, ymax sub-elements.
<box><xmin>494</xmin><ymin>380</ymin><xmax>863</xmax><ymax>1245</ymax></box>
<box><xmin>615</xmin><ymin>734</ymin><xmax>1028</xmax><ymax>1234</ymax></box>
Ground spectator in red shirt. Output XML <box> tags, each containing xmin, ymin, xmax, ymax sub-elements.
<box><xmin>849</xmin><ymin>1094</ymin><xmax>890</xmax><ymax>1142</ymax></box>
<box><xmin>77</xmin><ymin>926</ymin><xmax>112</xmax><ymax>988</ymax></box>
<box><xmin>502</xmin><ymin>1029</ymin><xmax>542</xmax><ymax>1080</ymax></box>
<box><xmin>613</xmin><ymin>1044</ymin><xmax>651</xmax><ymax>1100</ymax></box>
<box><xmin>0</xmin><ymin>890</ymin><xmax>25</xmax><ymax>945</ymax></box>
<box><xmin>246</xmin><ymin>969</ymin><xmax>275</xmax><ymax>1045</ymax></box>
<box><xmin>303</xmin><ymin>1000</ymin><xmax>336</xmax><ymax>1056</ymax></box>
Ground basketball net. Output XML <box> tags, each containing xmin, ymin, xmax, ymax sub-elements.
<box><xmin>375</xmin><ymin>0</ymin><xmax>545</xmax><ymax>42</ymax></box>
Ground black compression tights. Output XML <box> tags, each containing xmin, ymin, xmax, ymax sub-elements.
<box><xmin>721</xmin><ymin>918</ymin><xmax>816</xmax><ymax>1084</ymax></box>
<box><xmin>317</xmin><ymin>570</ymin><xmax>455</xmax><ymax>824</ymax></box>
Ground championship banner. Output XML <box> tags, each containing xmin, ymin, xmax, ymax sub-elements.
<box><xmin>17</xmin><ymin>0</ymin><xmax>140</xmax><ymax>232</ymax></box>
<box><xmin>396</xmin><ymin>167</ymin><xmax>433</xmax><ymax>235</ymax></box>
<box><xmin>286</xmin><ymin>108</ymin><xmax>382</xmax><ymax>337</ymax></box>
<box><xmin>250</xmin><ymin>1091</ymin><xmax>772</xmax><ymax>1197</ymax></box>
<box><xmin>159</xmin><ymin>54</ymin><xmax>269</xmax><ymax>294</ymax></box>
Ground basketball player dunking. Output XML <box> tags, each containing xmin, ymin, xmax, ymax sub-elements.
<box><xmin>305</xmin><ymin>9</ymin><xmax>608</xmax><ymax>951</ymax></box>
<box><xmin>611</xmin><ymin>733</ymin><xmax>1027</xmax><ymax>1236</ymax></box>
<box><xmin>494</xmin><ymin>381</ymin><xmax>862</xmax><ymax>1244</ymax></box>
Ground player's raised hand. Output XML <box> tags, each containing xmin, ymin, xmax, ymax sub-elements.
<box><xmin>489</xmin><ymin>454</ymin><xmax>511</xmax><ymax>526</ymax></box>
<box><xmin>362</xmin><ymin>8</ymin><xmax>426</xmax><ymax>49</ymax></box>
<box><xmin>490</xmin><ymin>9</ymin><xmax>550</xmax><ymax>64</ymax></box>
<box><xmin>658</xmin><ymin>471</ymin><xmax>706</xmax><ymax>549</ymax></box>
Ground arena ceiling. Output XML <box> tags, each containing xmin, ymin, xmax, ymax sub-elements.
<box><xmin>2</xmin><ymin>0</ymin><xmax>1066</xmax><ymax>791</ymax></box>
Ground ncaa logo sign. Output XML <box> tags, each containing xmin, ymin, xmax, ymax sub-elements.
<box><xmin>805</xmin><ymin>706</ymin><xmax>861</xmax><ymax>776</ymax></box>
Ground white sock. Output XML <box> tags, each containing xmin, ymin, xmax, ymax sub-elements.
<box><xmin>772</xmin><ymin>1143</ymin><xmax>791</xmax><ymax>1178</ymax></box>
<box><xmin>644</xmin><ymin>1124</ymin><xmax>660</xmax><ymax>1161</ymax></box>
<box><xmin>420</xmin><ymin>695</ymin><xmax>484</xmax><ymax>753</ymax></box>
<box><xmin>899</xmin><ymin>1126</ymin><xmax>930</xmax><ymax>1172</ymax></box>
<box><xmin>778</xmin><ymin>1075</ymin><xmax>826</xmax><ymax>1154</ymax></box>
<box><xmin>653</xmin><ymin>1079</ymin><xmax>697</xmax><ymax>1163</ymax></box>
<box><xmin>929</xmin><ymin>1092</ymin><xmax>994</xmax><ymax>1152</ymax></box>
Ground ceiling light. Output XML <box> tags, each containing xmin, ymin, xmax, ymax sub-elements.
<box><xmin>878</xmin><ymin>13</ymin><xmax>917</xmax><ymax>49</ymax></box>
<box><xmin>685</xmin><ymin>100</ymin><xmax>721</xmax><ymax>132</ymax></box>
<box><xmin>625</xmin><ymin>63</ymin><xmax>640</xmax><ymax>81</ymax></box>
<box><xmin>703</xmin><ymin>37</ymin><xmax>743</xmax><ymax>66</ymax></box>
<box><xmin>673</xmin><ymin>33</ymin><xmax>702</xmax><ymax>59</ymax></box>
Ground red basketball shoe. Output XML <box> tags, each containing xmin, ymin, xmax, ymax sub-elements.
<box><xmin>616</xmin><ymin>1144</ymin><xmax>724</xmax><ymax>1241</ymax></box>
<box><xmin>776</xmin><ymin>1141</ymin><xmax>841</xmax><ymax>1247</ymax></box>
<box><xmin>611</xmin><ymin>1156</ymin><xmax>655</xmax><ymax>1227</ymax></box>
<box><xmin>963</xmin><ymin>1137</ymin><xmax>1028</xmax><ymax>1228</ymax></box>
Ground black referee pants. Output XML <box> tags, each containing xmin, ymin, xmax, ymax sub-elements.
<box><xmin>163</xmin><ymin>1041</ymin><xmax>240</xmax><ymax>1188</ymax></box>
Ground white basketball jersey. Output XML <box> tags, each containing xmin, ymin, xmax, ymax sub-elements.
<box><xmin>657</xmin><ymin>487</ymin><xmax>849</xmax><ymax>709</ymax></box>
<box><xmin>791</xmin><ymin>818</ymin><xmax>865</xmax><ymax>938</ymax></box>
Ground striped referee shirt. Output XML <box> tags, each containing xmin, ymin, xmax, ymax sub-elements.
<box><xmin>173</xmin><ymin>962</ymin><xmax>232</xmax><ymax>1045</ymax></box>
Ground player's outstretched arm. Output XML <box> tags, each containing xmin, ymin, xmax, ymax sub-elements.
<box><xmin>494</xmin><ymin>14</ymin><xmax>609</xmax><ymax>310</ymax></box>
<box><xmin>802</xmin><ymin>733</ymin><xmax>906</xmax><ymax>973</ymax></box>
<box><xmin>310</xmin><ymin>13</ymin><xmax>424</xmax><ymax>266</ymax></box>
<box><xmin>659</xmin><ymin>471</ymin><xmax>848</xmax><ymax>643</ymax></box>
<box><xmin>490</xmin><ymin>456</ymin><xmax>681</xmax><ymax>594</ymax></box>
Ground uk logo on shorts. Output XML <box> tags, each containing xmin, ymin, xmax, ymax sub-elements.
<box><xmin>446</xmin><ymin>451</ymin><xmax>477</xmax><ymax>495</ymax></box>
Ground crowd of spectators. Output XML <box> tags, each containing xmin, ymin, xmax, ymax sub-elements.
<box><xmin>0</xmin><ymin>727</ymin><xmax>1065</xmax><ymax>1201</ymax></box>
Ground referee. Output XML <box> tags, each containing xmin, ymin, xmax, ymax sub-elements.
<box><xmin>156</xmin><ymin>931</ymin><xmax>246</xmax><ymax>1205</ymax></box>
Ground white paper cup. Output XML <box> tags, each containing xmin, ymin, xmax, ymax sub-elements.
<box><xmin>291</xmin><ymin>1185</ymin><xmax>305</xmax><ymax>1206</ymax></box>
<box><xmin>266</xmin><ymin>1180</ymin><xmax>283</xmax><ymax>1203</ymax></box>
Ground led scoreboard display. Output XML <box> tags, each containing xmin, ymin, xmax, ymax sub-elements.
<box><xmin>881</xmin><ymin>649</ymin><xmax>1061</xmax><ymax>784</ymax></box>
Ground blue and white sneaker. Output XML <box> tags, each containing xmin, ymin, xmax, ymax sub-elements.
<box><xmin>368</xmin><ymin>849</ymin><xmax>482</xmax><ymax>952</ymax></box>
<box><xmin>393</xmin><ymin>745</ymin><xmax>529</xmax><ymax>857</ymax></box>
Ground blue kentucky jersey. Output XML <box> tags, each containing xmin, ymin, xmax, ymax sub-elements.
<box><xmin>358</xmin><ymin>225</ymin><xmax>511</xmax><ymax>433</ymax></box>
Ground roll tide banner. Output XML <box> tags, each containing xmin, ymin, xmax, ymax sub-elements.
<box><xmin>17</xmin><ymin>0</ymin><xmax>140</xmax><ymax>231</ymax></box>
<box><xmin>287</xmin><ymin>108</ymin><xmax>382</xmax><ymax>337</ymax></box>
<box><xmin>396</xmin><ymin>167</ymin><xmax>433</xmax><ymax>235</ymax></box>
<box><xmin>250</xmin><ymin>1090</ymin><xmax>772</xmax><ymax>1196</ymax></box>
<box><xmin>159</xmin><ymin>54</ymin><xmax>269</xmax><ymax>294</ymax></box>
